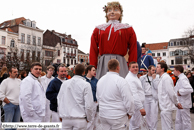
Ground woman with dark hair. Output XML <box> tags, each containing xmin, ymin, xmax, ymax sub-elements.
<box><xmin>186</xmin><ymin>72</ymin><xmax>194</xmax><ymax>113</ymax></box>
<box><xmin>20</xmin><ymin>71</ymin><xmax>27</xmax><ymax>80</ymax></box>
<box><xmin>0</xmin><ymin>66</ymin><xmax>8</xmax><ymax>84</ymax></box>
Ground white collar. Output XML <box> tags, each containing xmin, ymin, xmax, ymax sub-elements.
<box><xmin>96</xmin><ymin>20</ymin><xmax>131</xmax><ymax>41</ymax></box>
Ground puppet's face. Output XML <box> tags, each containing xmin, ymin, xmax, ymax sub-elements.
<box><xmin>107</xmin><ymin>7</ymin><xmax>121</xmax><ymax>21</ymax></box>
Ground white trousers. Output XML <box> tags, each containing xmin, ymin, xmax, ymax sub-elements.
<box><xmin>22</xmin><ymin>113</ymin><xmax>43</xmax><ymax>130</ymax></box>
<box><xmin>144</xmin><ymin>96</ymin><xmax>158</xmax><ymax>130</ymax></box>
<box><xmin>43</xmin><ymin>100</ymin><xmax>52</xmax><ymax>122</ymax></box>
<box><xmin>129</xmin><ymin>109</ymin><xmax>141</xmax><ymax>130</ymax></box>
<box><xmin>160</xmin><ymin>110</ymin><xmax>173</xmax><ymax>130</ymax></box>
<box><xmin>62</xmin><ymin>118</ymin><xmax>87</xmax><ymax>130</ymax></box>
<box><xmin>175</xmin><ymin>108</ymin><xmax>192</xmax><ymax>130</ymax></box>
<box><xmin>86</xmin><ymin>102</ymin><xmax>98</xmax><ymax>130</ymax></box>
<box><xmin>100</xmin><ymin>115</ymin><xmax>129</xmax><ymax>130</ymax></box>
<box><xmin>52</xmin><ymin>111</ymin><xmax>60</xmax><ymax>122</ymax></box>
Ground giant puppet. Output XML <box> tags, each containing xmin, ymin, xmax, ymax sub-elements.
<box><xmin>89</xmin><ymin>1</ymin><xmax>138</xmax><ymax>79</ymax></box>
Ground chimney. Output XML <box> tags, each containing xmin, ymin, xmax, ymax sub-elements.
<box><xmin>11</xmin><ymin>19</ymin><xmax>16</xmax><ymax>26</ymax></box>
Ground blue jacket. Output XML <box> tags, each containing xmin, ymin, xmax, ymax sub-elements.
<box><xmin>137</xmin><ymin>41</ymin><xmax>142</xmax><ymax>70</ymax></box>
<box><xmin>46</xmin><ymin>77</ymin><xmax>63</xmax><ymax>112</ymax></box>
<box><xmin>84</xmin><ymin>76</ymin><xmax>98</xmax><ymax>102</ymax></box>
<box><xmin>140</xmin><ymin>54</ymin><xmax>154</xmax><ymax>71</ymax></box>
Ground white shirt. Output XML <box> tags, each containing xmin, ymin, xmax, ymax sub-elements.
<box><xmin>19</xmin><ymin>72</ymin><xmax>46</xmax><ymax>117</ymax></box>
<box><xmin>174</xmin><ymin>73</ymin><xmax>193</xmax><ymax>108</ymax></box>
<box><xmin>0</xmin><ymin>78</ymin><xmax>21</xmax><ymax>105</ymax></box>
<box><xmin>57</xmin><ymin>75</ymin><xmax>93</xmax><ymax>121</ymax></box>
<box><xmin>97</xmin><ymin>72</ymin><xmax>134</xmax><ymax>119</ymax></box>
<box><xmin>140</xmin><ymin>74</ymin><xmax>159</xmax><ymax>100</ymax></box>
<box><xmin>125</xmin><ymin>71</ymin><xmax>145</xmax><ymax>111</ymax></box>
<box><xmin>41</xmin><ymin>75</ymin><xmax>54</xmax><ymax>92</ymax></box>
<box><xmin>158</xmin><ymin>73</ymin><xmax>178</xmax><ymax>111</ymax></box>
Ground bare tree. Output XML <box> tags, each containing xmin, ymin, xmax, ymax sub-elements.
<box><xmin>182</xmin><ymin>26</ymin><xmax>194</xmax><ymax>64</ymax></box>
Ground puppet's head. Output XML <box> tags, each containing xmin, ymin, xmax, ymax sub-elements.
<box><xmin>104</xmin><ymin>1</ymin><xmax>123</xmax><ymax>23</ymax></box>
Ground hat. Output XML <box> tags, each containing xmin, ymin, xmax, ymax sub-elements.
<box><xmin>139</xmin><ymin>68</ymin><xmax>147</xmax><ymax>72</ymax></box>
<box><xmin>167</xmin><ymin>70</ymin><xmax>172</xmax><ymax>74</ymax></box>
<box><xmin>147</xmin><ymin>50</ymin><xmax>152</xmax><ymax>54</ymax></box>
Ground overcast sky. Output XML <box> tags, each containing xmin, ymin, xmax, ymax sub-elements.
<box><xmin>1</xmin><ymin>0</ymin><xmax>194</xmax><ymax>53</ymax></box>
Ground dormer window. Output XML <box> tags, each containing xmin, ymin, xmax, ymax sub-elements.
<box><xmin>27</xmin><ymin>21</ymin><xmax>31</xmax><ymax>27</ymax></box>
<box><xmin>31</xmin><ymin>21</ymin><xmax>36</xmax><ymax>28</ymax></box>
<box><xmin>25</xmin><ymin>19</ymin><xmax>31</xmax><ymax>27</ymax></box>
<box><xmin>163</xmin><ymin>46</ymin><xmax>166</xmax><ymax>49</ymax></box>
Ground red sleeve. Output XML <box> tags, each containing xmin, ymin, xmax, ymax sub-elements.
<box><xmin>89</xmin><ymin>28</ymin><xmax>99</xmax><ymax>68</ymax></box>
<box><xmin>128</xmin><ymin>27</ymin><xmax>137</xmax><ymax>63</ymax></box>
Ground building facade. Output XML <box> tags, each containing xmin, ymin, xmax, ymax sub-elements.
<box><xmin>77</xmin><ymin>49</ymin><xmax>89</xmax><ymax>65</ymax></box>
<box><xmin>168</xmin><ymin>36</ymin><xmax>194</xmax><ymax>70</ymax></box>
<box><xmin>43</xmin><ymin>30</ymin><xmax>78</xmax><ymax>68</ymax></box>
<box><xmin>0</xmin><ymin>17</ymin><xmax>44</xmax><ymax>64</ymax></box>
<box><xmin>145</xmin><ymin>42</ymin><xmax>169</xmax><ymax>64</ymax></box>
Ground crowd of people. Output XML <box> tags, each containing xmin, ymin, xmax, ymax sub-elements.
<box><xmin>0</xmin><ymin>58</ymin><xmax>193</xmax><ymax>130</ymax></box>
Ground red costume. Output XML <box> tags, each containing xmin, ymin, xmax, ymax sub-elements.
<box><xmin>90</xmin><ymin>20</ymin><xmax>137</xmax><ymax>79</ymax></box>
<box><xmin>90</xmin><ymin>20</ymin><xmax>137</xmax><ymax>68</ymax></box>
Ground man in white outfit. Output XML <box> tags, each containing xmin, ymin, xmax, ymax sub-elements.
<box><xmin>0</xmin><ymin>67</ymin><xmax>21</xmax><ymax>130</ymax></box>
<box><xmin>173</xmin><ymin>65</ymin><xmax>193</xmax><ymax>130</ymax></box>
<box><xmin>57</xmin><ymin>64</ymin><xmax>93</xmax><ymax>130</ymax></box>
<box><xmin>19</xmin><ymin>62</ymin><xmax>46</xmax><ymax>125</ymax></box>
<box><xmin>139</xmin><ymin>65</ymin><xmax>159</xmax><ymax>130</ymax></box>
<box><xmin>97</xmin><ymin>59</ymin><xmax>134</xmax><ymax>130</ymax></box>
<box><xmin>155</xmin><ymin>62</ymin><xmax>183</xmax><ymax>130</ymax></box>
<box><xmin>125</xmin><ymin>61</ymin><xmax>146</xmax><ymax>130</ymax></box>
<box><xmin>40</xmin><ymin>65</ymin><xmax>54</xmax><ymax>123</ymax></box>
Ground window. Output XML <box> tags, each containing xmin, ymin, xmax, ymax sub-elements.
<box><xmin>170</xmin><ymin>42</ymin><xmax>173</xmax><ymax>46</ymax></box>
<box><xmin>163</xmin><ymin>52</ymin><xmax>166</xmax><ymax>56</ymax></box>
<box><xmin>33</xmin><ymin>36</ymin><xmax>36</xmax><ymax>45</ymax></box>
<box><xmin>2</xmin><ymin>36</ymin><xmax>6</xmax><ymax>45</ymax></box>
<box><xmin>175</xmin><ymin>56</ymin><xmax>182</xmax><ymax>64</ymax></box>
<box><xmin>21</xmin><ymin>33</ymin><xmax>25</xmax><ymax>43</ymax></box>
<box><xmin>71</xmin><ymin>58</ymin><xmax>73</xmax><ymax>64</ymax></box>
<box><xmin>163</xmin><ymin>46</ymin><xmax>166</xmax><ymax>49</ymax></box>
<box><xmin>58</xmin><ymin>50</ymin><xmax>60</xmax><ymax>56</ymax></box>
<box><xmin>152</xmin><ymin>53</ymin><xmax>155</xmax><ymax>57</ymax></box>
<box><xmin>67</xmin><ymin>58</ymin><xmax>69</xmax><ymax>64</ymax></box>
<box><xmin>37</xmin><ymin>51</ymin><xmax>40</xmax><ymax>61</ymax></box>
<box><xmin>171</xmin><ymin>60</ymin><xmax>174</xmax><ymax>65</ymax></box>
<box><xmin>174</xmin><ymin>41</ymin><xmax>176</xmax><ymax>46</ymax></box>
<box><xmin>10</xmin><ymin>39</ymin><xmax>15</xmax><ymax>47</ymax></box>
<box><xmin>184</xmin><ymin>59</ymin><xmax>187</xmax><ymax>64</ymax></box>
<box><xmin>177</xmin><ymin>41</ymin><xmax>179</xmax><ymax>46</ymax></box>
<box><xmin>180</xmin><ymin>41</ymin><xmax>183</xmax><ymax>46</ymax></box>
<box><xmin>63</xmin><ymin>47</ymin><xmax>66</xmax><ymax>53</ymax></box>
<box><xmin>67</xmin><ymin>47</ymin><xmax>69</xmax><ymax>53</ymax></box>
<box><xmin>57</xmin><ymin>59</ymin><xmax>61</xmax><ymax>63</ymax></box>
<box><xmin>63</xmin><ymin>57</ymin><xmax>66</xmax><ymax>64</ymax></box>
<box><xmin>27</xmin><ymin>35</ymin><xmax>30</xmax><ymax>44</ymax></box>
<box><xmin>27</xmin><ymin>22</ymin><xmax>31</xmax><ymax>27</ymax></box>
<box><xmin>157</xmin><ymin>53</ymin><xmax>160</xmax><ymax>56</ymax></box>
<box><xmin>32</xmin><ymin>23</ymin><xmax>36</xmax><ymax>28</ymax></box>
<box><xmin>26</xmin><ymin>50</ymin><xmax>30</xmax><ymax>59</ymax></box>
<box><xmin>45</xmin><ymin>51</ymin><xmax>53</xmax><ymax>57</ymax></box>
<box><xmin>71</xmin><ymin>48</ymin><xmax>73</xmax><ymax>54</ymax></box>
<box><xmin>38</xmin><ymin>37</ymin><xmax>41</xmax><ymax>46</ymax></box>
<box><xmin>32</xmin><ymin>51</ymin><xmax>36</xmax><ymax>61</ymax></box>
<box><xmin>74</xmin><ymin>49</ymin><xmax>76</xmax><ymax>54</ymax></box>
<box><xmin>45</xmin><ymin>60</ymin><xmax>52</xmax><ymax>66</ymax></box>
<box><xmin>21</xmin><ymin>49</ymin><xmax>24</xmax><ymax>61</ymax></box>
